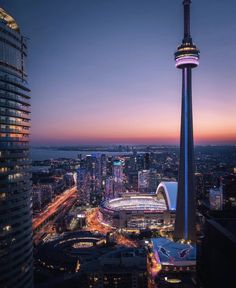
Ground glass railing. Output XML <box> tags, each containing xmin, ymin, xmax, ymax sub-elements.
<box><xmin>0</xmin><ymin>83</ymin><xmax>30</xmax><ymax>97</ymax></box>
<box><xmin>1</xmin><ymin>110</ymin><xmax>30</xmax><ymax>119</ymax></box>
<box><xmin>0</xmin><ymin>135</ymin><xmax>29</xmax><ymax>142</ymax></box>
<box><xmin>0</xmin><ymin>75</ymin><xmax>30</xmax><ymax>91</ymax></box>
<box><xmin>2</xmin><ymin>151</ymin><xmax>29</xmax><ymax>158</ymax></box>
<box><xmin>0</xmin><ymin>119</ymin><xmax>30</xmax><ymax>127</ymax></box>
<box><xmin>0</xmin><ymin>100</ymin><xmax>30</xmax><ymax>112</ymax></box>
<box><xmin>0</xmin><ymin>128</ymin><xmax>30</xmax><ymax>134</ymax></box>
<box><xmin>0</xmin><ymin>140</ymin><xmax>29</xmax><ymax>147</ymax></box>
<box><xmin>0</xmin><ymin>92</ymin><xmax>30</xmax><ymax>105</ymax></box>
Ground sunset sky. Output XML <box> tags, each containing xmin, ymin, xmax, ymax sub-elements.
<box><xmin>3</xmin><ymin>0</ymin><xmax>236</xmax><ymax>145</ymax></box>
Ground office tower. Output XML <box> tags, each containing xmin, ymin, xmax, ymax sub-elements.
<box><xmin>195</xmin><ymin>172</ymin><xmax>204</xmax><ymax>199</ymax></box>
<box><xmin>32</xmin><ymin>184</ymin><xmax>53</xmax><ymax>211</ymax></box>
<box><xmin>77</xmin><ymin>168</ymin><xmax>90</xmax><ymax>205</ymax></box>
<box><xmin>104</xmin><ymin>176</ymin><xmax>114</xmax><ymax>199</ymax></box>
<box><xmin>174</xmin><ymin>0</ymin><xmax>200</xmax><ymax>242</ymax></box>
<box><xmin>137</xmin><ymin>154</ymin><xmax>145</xmax><ymax>171</ymax></box>
<box><xmin>64</xmin><ymin>172</ymin><xmax>76</xmax><ymax>187</ymax></box>
<box><xmin>0</xmin><ymin>7</ymin><xmax>33</xmax><ymax>287</ymax></box>
<box><xmin>149</xmin><ymin>169</ymin><xmax>158</xmax><ymax>192</ymax></box>
<box><xmin>221</xmin><ymin>174</ymin><xmax>236</xmax><ymax>210</ymax></box>
<box><xmin>144</xmin><ymin>153</ymin><xmax>150</xmax><ymax>170</ymax></box>
<box><xmin>84</xmin><ymin>155</ymin><xmax>97</xmax><ymax>180</ymax></box>
<box><xmin>83</xmin><ymin>155</ymin><xmax>101</xmax><ymax>205</ymax></box>
<box><xmin>197</xmin><ymin>218</ymin><xmax>236</xmax><ymax>288</ymax></box>
<box><xmin>113</xmin><ymin>160</ymin><xmax>123</xmax><ymax>179</ymax></box>
<box><xmin>127</xmin><ymin>171</ymin><xmax>138</xmax><ymax>191</ymax></box>
<box><xmin>138</xmin><ymin>170</ymin><xmax>149</xmax><ymax>193</ymax></box>
<box><xmin>100</xmin><ymin>154</ymin><xmax>107</xmax><ymax>178</ymax></box>
<box><xmin>209</xmin><ymin>187</ymin><xmax>223</xmax><ymax>211</ymax></box>
<box><xmin>138</xmin><ymin>169</ymin><xmax>157</xmax><ymax>193</ymax></box>
<box><xmin>203</xmin><ymin>173</ymin><xmax>218</xmax><ymax>196</ymax></box>
<box><xmin>113</xmin><ymin>160</ymin><xmax>124</xmax><ymax>197</ymax></box>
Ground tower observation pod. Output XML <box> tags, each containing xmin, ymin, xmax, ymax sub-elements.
<box><xmin>174</xmin><ymin>0</ymin><xmax>200</xmax><ymax>242</ymax></box>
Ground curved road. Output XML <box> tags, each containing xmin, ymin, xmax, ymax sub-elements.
<box><xmin>33</xmin><ymin>186</ymin><xmax>77</xmax><ymax>231</ymax></box>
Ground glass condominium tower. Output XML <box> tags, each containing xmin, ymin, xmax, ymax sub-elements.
<box><xmin>0</xmin><ymin>7</ymin><xmax>33</xmax><ymax>288</ymax></box>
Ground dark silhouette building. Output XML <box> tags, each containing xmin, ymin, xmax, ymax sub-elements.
<box><xmin>0</xmin><ymin>7</ymin><xmax>33</xmax><ymax>288</ymax></box>
<box><xmin>174</xmin><ymin>0</ymin><xmax>200</xmax><ymax>242</ymax></box>
<box><xmin>198</xmin><ymin>219</ymin><xmax>236</xmax><ymax>288</ymax></box>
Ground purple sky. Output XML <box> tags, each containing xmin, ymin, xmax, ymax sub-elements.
<box><xmin>2</xmin><ymin>0</ymin><xmax>236</xmax><ymax>145</ymax></box>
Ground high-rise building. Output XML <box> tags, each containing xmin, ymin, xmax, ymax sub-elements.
<box><xmin>197</xmin><ymin>219</ymin><xmax>236</xmax><ymax>288</ymax></box>
<box><xmin>80</xmin><ymin>155</ymin><xmax>102</xmax><ymax>205</ymax></box>
<box><xmin>209</xmin><ymin>187</ymin><xmax>223</xmax><ymax>211</ymax></box>
<box><xmin>144</xmin><ymin>153</ymin><xmax>150</xmax><ymax>170</ymax></box>
<box><xmin>174</xmin><ymin>0</ymin><xmax>200</xmax><ymax>242</ymax></box>
<box><xmin>100</xmin><ymin>154</ymin><xmax>107</xmax><ymax>178</ymax></box>
<box><xmin>138</xmin><ymin>169</ymin><xmax>157</xmax><ymax>193</ymax></box>
<box><xmin>113</xmin><ymin>160</ymin><xmax>125</xmax><ymax>197</ymax></box>
<box><xmin>113</xmin><ymin>160</ymin><xmax>123</xmax><ymax>179</ymax></box>
<box><xmin>138</xmin><ymin>170</ymin><xmax>149</xmax><ymax>193</ymax></box>
<box><xmin>127</xmin><ymin>171</ymin><xmax>138</xmax><ymax>191</ymax></box>
<box><xmin>221</xmin><ymin>174</ymin><xmax>236</xmax><ymax>210</ymax></box>
<box><xmin>100</xmin><ymin>154</ymin><xmax>107</xmax><ymax>192</ymax></box>
<box><xmin>104</xmin><ymin>176</ymin><xmax>114</xmax><ymax>199</ymax></box>
<box><xmin>0</xmin><ymin>7</ymin><xmax>33</xmax><ymax>287</ymax></box>
<box><xmin>77</xmin><ymin>168</ymin><xmax>90</xmax><ymax>205</ymax></box>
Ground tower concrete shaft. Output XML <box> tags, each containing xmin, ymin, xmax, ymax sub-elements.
<box><xmin>174</xmin><ymin>0</ymin><xmax>199</xmax><ymax>242</ymax></box>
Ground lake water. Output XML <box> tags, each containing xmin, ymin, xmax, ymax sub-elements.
<box><xmin>30</xmin><ymin>148</ymin><xmax>132</xmax><ymax>161</ymax></box>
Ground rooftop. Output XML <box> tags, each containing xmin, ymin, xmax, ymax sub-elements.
<box><xmin>102</xmin><ymin>195</ymin><xmax>167</xmax><ymax>212</ymax></box>
<box><xmin>0</xmin><ymin>7</ymin><xmax>19</xmax><ymax>32</ymax></box>
<box><xmin>152</xmin><ymin>238</ymin><xmax>196</xmax><ymax>266</ymax></box>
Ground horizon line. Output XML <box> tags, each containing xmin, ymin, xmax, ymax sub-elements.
<box><xmin>31</xmin><ymin>143</ymin><xmax>236</xmax><ymax>147</ymax></box>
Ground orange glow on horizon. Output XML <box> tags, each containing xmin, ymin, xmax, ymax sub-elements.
<box><xmin>32</xmin><ymin>132</ymin><xmax>236</xmax><ymax>145</ymax></box>
<box><xmin>32</xmin><ymin>111</ymin><xmax>236</xmax><ymax>145</ymax></box>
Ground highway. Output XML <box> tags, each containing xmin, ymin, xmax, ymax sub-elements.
<box><xmin>86</xmin><ymin>208</ymin><xmax>137</xmax><ymax>247</ymax></box>
<box><xmin>32</xmin><ymin>186</ymin><xmax>77</xmax><ymax>232</ymax></box>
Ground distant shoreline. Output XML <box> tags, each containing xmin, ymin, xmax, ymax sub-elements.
<box><xmin>30</xmin><ymin>145</ymin><xmax>236</xmax><ymax>162</ymax></box>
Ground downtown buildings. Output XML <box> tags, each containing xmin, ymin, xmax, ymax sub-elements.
<box><xmin>0</xmin><ymin>7</ymin><xmax>33</xmax><ymax>288</ymax></box>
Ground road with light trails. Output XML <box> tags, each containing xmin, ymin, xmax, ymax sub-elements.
<box><xmin>32</xmin><ymin>186</ymin><xmax>77</xmax><ymax>232</ymax></box>
<box><xmin>86</xmin><ymin>208</ymin><xmax>137</xmax><ymax>247</ymax></box>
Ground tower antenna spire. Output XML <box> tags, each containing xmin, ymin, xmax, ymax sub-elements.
<box><xmin>183</xmin><ymin>0</ymin><xmax>191</xmax><ymax>42</ymax></box>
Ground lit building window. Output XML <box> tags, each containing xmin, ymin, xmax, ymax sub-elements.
<box><xmin>3</xmin><ymin>225</ymin><xmax>11</xmax><ymax>232</ymax></box>
<box><xmin>0</xmin><ymin>192</ymin><xmax>6</xmax><ymax>200</ymax></box>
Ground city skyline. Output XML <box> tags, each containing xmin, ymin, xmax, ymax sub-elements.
<box><xmin>3</xmin><ymin>0</ymin><xmax>236</xmax><ymax>145</ymax></box>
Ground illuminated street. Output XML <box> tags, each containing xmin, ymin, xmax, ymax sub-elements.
<box><xmin>85</xmin><ymin>208</ymin><xmax>113</xmax><ymax>234</ymax></box>
<box><xmin>32</xmin><ymin>186</ymin><xmax>77</xmax><ymax>232</ymax></box>
<box><xmin>86</xmin><ymin>208</ymin><xmax>137</xmax><ymax>247</ymax></box>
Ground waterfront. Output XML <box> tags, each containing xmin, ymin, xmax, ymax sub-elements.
<box><xmin>31</xmin><ymin>147</ymin><xmax>132</xmax><ymax>161</ymax></box>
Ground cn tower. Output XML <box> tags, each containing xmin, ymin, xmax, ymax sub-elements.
<box><xmin>174</xmin><ymin>0</ymin><xmax>200</xmax><ymax>242</ymax></box>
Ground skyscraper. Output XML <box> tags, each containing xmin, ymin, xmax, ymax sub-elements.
<box><xmin>0</xmin><ymin>7</ymin><xmax>33</xmax><ymax>288</ymax></box>
<box><xmin>113</xmin><ymin>160</ymin><xmax>124</xmax><ymax>197</ymax></box>
<box><xmin>138</xmin><ymin>169</ymin><xmax>157</xmax><ymax>193</ymax></box>
<box><xmin>77</xmin><ymin>168</ymin><xmax>90</xmax><ymax>205</ymax></box>
<box><xmin>101</xmin><ymin>154</ymin><xmax>107</xmax><ymax>178</ymax></box>
<box><xmin>174</xmin><ymin>0</ymin><xmax>200</xmax><ymax>242</ymax></box>
<box><xmin>105</xmin><ymin>176</ymin><xmax>114</xmax><ymax>199</ymax></box>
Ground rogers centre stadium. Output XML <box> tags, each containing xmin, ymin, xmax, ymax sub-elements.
<box><xmin>99</xmin><ymin>182</ymin><xmax>177</xmax><ymax>230</ymax></box>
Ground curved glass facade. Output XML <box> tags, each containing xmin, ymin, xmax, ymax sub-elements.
<box><xmin>0</xmin><ymin>9</ymin><xmax>33</xmax><ymax>288</ymax></box>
